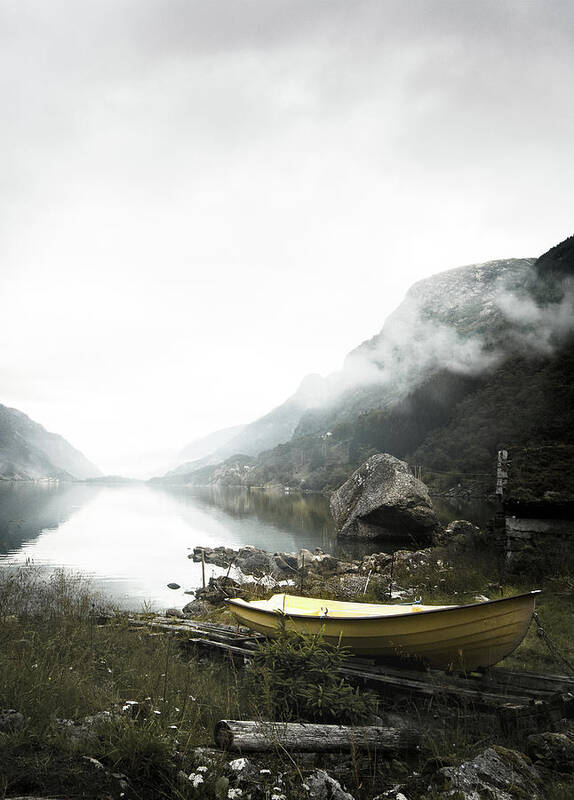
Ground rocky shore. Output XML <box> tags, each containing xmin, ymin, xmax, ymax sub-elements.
<box><xmin>178</xmin><ymin>519</ymin><xmax>484</xmax><ymax>616</ymax></box>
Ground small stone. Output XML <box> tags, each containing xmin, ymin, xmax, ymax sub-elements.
<box><xmin>167</xmin><ymin>582</ymin><xmax>181</xmax><ymax>590</ymax></box>
<box><xmin>0</xmin><ymin>709</ymin><xmax>25</xmax><ymax>732</ymax></box>
<box><xmin>120</xmin><ymin>700</ymin><xmax>140</xmax><ymax>717</ymax></box>
<box><xmin>82</xmin><ymin>756</ymin><xmax>105</xmax><ymax>770</ymax></box>
<box><xmin>229</xmin><ymin>757</ymin><xmax>251</xmax><ymax>772</ymax></box>
<box><xmin>306</xmin><ymin>769</ymin><xmax>355</xmax><ymax>800</ymax></box>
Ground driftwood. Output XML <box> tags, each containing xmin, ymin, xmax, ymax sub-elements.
<box><xmin>128</xmin><ymin>616</ymin><xmax>574</xmax><ymax>732</ymax></box>
<box><xmin>214</xmin><ymin>719</ymin><xmax>421</xmax><ymax>753</ymax></box>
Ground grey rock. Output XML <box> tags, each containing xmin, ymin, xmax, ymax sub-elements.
<box><xmin>306</xmin><ymin>769</ymin><xmax>355</xmax><ymax>800</ymax></box>
<box><xmin>191</xmin><ymin>546</ymin><xmax>236</xmax><ymax>567</ymax></box>
<box><xmin>167</xmin><ymin>582</ymin><xmax>181</xmax><ymax>590</ymax></box>
<box><xmin>428</xmin><ymin>745</ymin><xmax>541</xmax><ymax>799</ymax></box>
<box><xmin>308</xmin><ymin>553</ymin><xmax>339</xmax><ymax>574</ymax></box>
<box><xmin>359</xmin><ymin>552</ymin><xmax>392</xmax><ymax>573</ymax></box>
<box><xmin>0</xmin><ymin>708</ymin><xmax>25</xmax><ymax>732</ymax></box>
<box><xmin>527</xmin><ymin>731</ymin><xmax>574</xmax><ymax>773</ymax></box>
<box><xmin>435</xmin><ymin>519</ymin><xmax>480</xmax><ymax>546</ymax></box>
<box><xmin>273</xmin><ymin>552</ymin><xmax>298</xmax><ymax>574</ymax></box>
<box><xmin>298</xmin><ymin>548</ymin><xmax>316</xmax><ymax>566</ymax></box>
<box><xmin>82</xmin><ymin>756</ymin><xmax>105</xmax><ymax>770</ymax></box>
<box><xmin>330</xmin><ymin>454</ymin><xmax>438</xmax><ymax>542</ymax></box>
<box><xmin>297</xmin><ymin>550</ymin><xmax>340</xmax><ymax>576</ymax></box>
<box><xmin>165</xmin><ymin>607</ymin><xmax>183</xmax><ymax>617</ymax></box>
<box><xmin>227</xmin><ymin>756</ymin><xmax>259</xmax><ymax>783</ymax></box>
<box><xmin>374</xmin><ymin>789</ymin><xmax>411</xmax><ymax>800</ymax></box>
<box><xmin>119</xmin><ymin>700</ymin><xmax>140</xmax><ymax>718</ymax></box>
<box><xmin>54</xmin><ymin>711</ymin><xmax>116</xmax><ymax>746</ymax></box>
<box><xmin>239</xmin><ymin>551</ymin><xmax>274</xmax><ymax>575</ymax></box>
<box><xmin>182</xmin><ymin>599</ymin><xmax>213</xmax><ymax>616</ymax></box>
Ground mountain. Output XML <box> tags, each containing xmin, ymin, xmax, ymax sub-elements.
<box><xmin>0</xmin><ymin>404</ymin><xmax>102</xmax><ymax>481</ymax></box>
<box><xmin>162</xmin><ymin>234</ymin><xmax>574</xmax><ymax>496</ymax></box>
<box><xmin>162</xmin><ymin>373</ymin><xmax>329</xmax><ymax>482</ymax></box>
<box><xmin>166</xmin><ymin>424</ymin><xmax>248</xmax><ymax>477</ymax></box>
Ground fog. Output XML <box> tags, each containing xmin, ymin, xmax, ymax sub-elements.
<box><xmin>316</xmin><ymin>258</ymin><xmax>574</xmax><ymax>412</ymax></box>
<box><xmin>1</xmin><ymin>1</ymin><xmax>573</xmax><ymax>476</ymax></box>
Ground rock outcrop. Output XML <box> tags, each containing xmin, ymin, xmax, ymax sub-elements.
<box><xmin>329</xmin><ymin>454</ymin><xmax>438</xmax><ymax>542</ymax></box>
<box><xmin>427</xmin><ymin>745</ymin><xmax>541</xmax><ymax>799</ymax></box>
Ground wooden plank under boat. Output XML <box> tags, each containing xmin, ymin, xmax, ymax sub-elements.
<box><xmin>227</xmin><ymin>591</ymin><xmax>541</xmax><ymax>671</ymax></box>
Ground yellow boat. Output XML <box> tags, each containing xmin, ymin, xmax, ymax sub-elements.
<box><xmin>227</xmin><ymin>591</ymin><xmax>541</xmax><ymax>671</ymax></box>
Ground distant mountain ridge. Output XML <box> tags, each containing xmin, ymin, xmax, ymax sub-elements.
<box><xmin>161</xmin><ymin>234</ymin><xmax>574</xmax><ymax>494</ymax></box>
<box><xmin>0</xmin><ymin>404</ymin><xmax>101</xmax><ymax>481</ymax></box>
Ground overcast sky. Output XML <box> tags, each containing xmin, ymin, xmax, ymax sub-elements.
<box><xmin>1</xmin><ymin>0</ymin><xmax>573</xmax><ymax>477</ymax></box>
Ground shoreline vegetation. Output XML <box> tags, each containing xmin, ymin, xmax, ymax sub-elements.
<box><xmin>2</xmin><ymin>547</ymin><xmax>574</xmax><ymax>800</ymax></box>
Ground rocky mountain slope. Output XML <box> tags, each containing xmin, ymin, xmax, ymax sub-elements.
<box><xmin>0</xmin><ymin>404</ymin><xmax>101</xmax><ymax>481</ymax></box>
<box><xmin>162</xmin><ymin>234</ymin><xmax>574</xmax><ymax>494</ymax></box>
<box><xmin>163</xmin><ymin>373</ymin><xmax>329</xmax><ymax>480</ymax></box>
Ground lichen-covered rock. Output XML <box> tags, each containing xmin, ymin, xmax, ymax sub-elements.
<box><xmin>527</xmin><ymin>731</ymin><xmax>574</xmax><ymax>773</ymax></box>
<box><xmin>181</xmin><ymin>599</ymin><xmax>214</xmax><ymax>616</ymax></box>
<box><xmin>435</xmin><ymin>519</ymin><xmax>481</xmax><ymax>546</ymax></box>
<box><xmin>306</xmin><ymin>769</ymin><xmax>356</xmax><ymax>800</ymax></box>
<box><xmin>428</xmin><ymin>745</ymin><xmax>541</xmax><ymax>799</ymax></box>
<box><xmin>330</xmin><ymin>454</ymin><xmax>438</xmax><ymax>542</ymax></box>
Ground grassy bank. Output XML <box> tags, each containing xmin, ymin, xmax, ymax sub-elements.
<box><xmin>1</xmin><ymin>563</ymin><xmax>574</xmax><ymax>799</ymax></box>
<box><xmin>0</xmin><ymin>567</ymin><xmax>247</xmax><ymax>798</ymax></box>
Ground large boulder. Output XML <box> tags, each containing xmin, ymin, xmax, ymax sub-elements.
<box><xmin>330</xmin><ymin>454</ymin><xmax>438</xmax><ymax>542</ymax></box>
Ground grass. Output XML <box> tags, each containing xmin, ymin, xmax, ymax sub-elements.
<box><xmin>0</xmin><ymin>565</ymin><xmax>246</xmax><ymax>799</ymax></box>
<box><xmin>1</xmin><ymin>560</ymin><xmax>574</xmax><ymax>800</ymax></box>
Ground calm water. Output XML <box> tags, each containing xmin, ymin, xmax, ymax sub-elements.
<box><xmin>0</xmin><ymin>482</ymin><xmax>495</xmax><ymax>611</ymax></box>
<box><xmin>0</xmin><ymin>483</ymin><xmax>339</xmax><ymax>610</ymax></box>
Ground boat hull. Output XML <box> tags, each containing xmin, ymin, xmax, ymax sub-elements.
<box><xmin>227</xmin><ymin>591</ymin><xmax>540</xmax><ymax>671</ymax></box>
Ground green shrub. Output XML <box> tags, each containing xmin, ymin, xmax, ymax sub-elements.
<box><xmin>248</xmin><ymin>627</ymin><xmax>378</xmax><ymax>724</ymax></box>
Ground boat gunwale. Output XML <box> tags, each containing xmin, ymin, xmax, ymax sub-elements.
<box><xmin>226</xmin><ymin>590</ymin><xmax>541</xmax><ymax>623</ymax></box>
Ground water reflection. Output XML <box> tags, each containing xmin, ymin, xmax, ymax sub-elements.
<box><xmin>0</xmin><ymin>484</ymin><xmax>349</xmax><ymax>610</ymax></box>
<box><xmin>432</xmin><ymin>496</ymin><xmax>497</xmax><ymax>530</ymax></box>
<box><xmin>0</xmin><ymin>482</ymin><xmax>495</xmax><ymax>611</ymax></box>
<box><xmin>0</xmin><ymin>482</ymin><xmax>99</xmax><ymax>551</ymax></box>
<box><xmin>159</xmin><ymin>486</ymin><xmax>336</xmax><ymax>544</ymax></box>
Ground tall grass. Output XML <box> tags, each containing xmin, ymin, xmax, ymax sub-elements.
<box><xmin>0</xmin><ymin>565</ymin><xmax>244</xmax><ymax>799</ymax></box>
<box><xmin>2</xmin><ymin>562</ymin><xmax>574</xmax><ymax>800</ymax></box>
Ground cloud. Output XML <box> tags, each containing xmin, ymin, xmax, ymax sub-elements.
<box><xmin>1</xmin><ymin>1</ymin><xmax>574</xmax><ymax>474</ymax></box>
<box><xmin>496</xmin><ymin>279</ymin><xmax>574</xmax><ymax>356</ymax></box>
<box><xmin>332</xmin><ymin>258</ymin><xmax>574</xmax><ymax>401</ymax></box>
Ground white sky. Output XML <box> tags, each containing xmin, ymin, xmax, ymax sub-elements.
<box><xmin>1</xmin><ymin>0</ymin><xmax>573</xmax><ymax>477</ymax></box>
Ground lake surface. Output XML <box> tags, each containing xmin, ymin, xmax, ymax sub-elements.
<box><xmin>0</xmin><ymin>482</ymin><xmax>495</xmax><ymax>611</ymax></box>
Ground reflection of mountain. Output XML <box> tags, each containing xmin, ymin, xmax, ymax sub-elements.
<box><xmin>0</xmin><ymin>403</ymin><xmax>101</xmax><ymax>480</ymax></box>
<box><xmin>0</xmin><ymin>483</ymin><xmax>98</xmax><ymax>552</ymax></box>
<box><xmin>159</xmin><ymin>486</ymin><xmax>334</xmax><ymax>538</ymax></box>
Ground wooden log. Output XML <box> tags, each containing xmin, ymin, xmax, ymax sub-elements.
<box><xmin>339</xmin><ymin>665</ymin><xmax>536</xmax><ymax>710</ymax></box>
<box><xmin>214</xmin><ymin>719</ymin><xmax>421</xmax><ymax>753</ymax></box>
<box><xmin>128</xmin><ymin>618</ymin><xmax>260</xmax><ymax>646</ymax></box>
